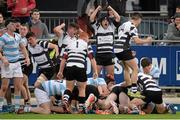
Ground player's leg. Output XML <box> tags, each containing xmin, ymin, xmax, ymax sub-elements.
<box><xmin>77</xmin><ymin>81</ymin><xmax>87</xmax><ymax>113</ymax></box>
<box><xmin>0</xmin><ymin>78</ymin><xmax>10</xmax><ymax>111</ymax></box>
<box><xmin>124</xmin><ymin>58</ymin><xmax>139</xmax><ymax>93</ymax></box>
<box><xmin>14</xmin><ymin>77</ymin><xmax>23</xmax><ymax>112</ymax></box>
<box><xmin>34</xmin><ymin>74</ymin><xmax>48</xmax><ymax>88</ymax></box>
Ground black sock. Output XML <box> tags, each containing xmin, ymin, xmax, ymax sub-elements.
<box><xmin>63</xmin><ymin>89</ymin><xmax>72</xmax><ymax>103</ymax></box>
<box><xmin>131</xmin><ymin>84</ymin><xmax>137</xmax><ymax>93</ymax></box>
<box><xmin>78</xmin><ymin>96</ymin><xmax>86</xmax><ymax>111</ymax></box>
<box><xmin>127</xmin><ymin>85</ymin><xmax>132</xmax><ymax>88</ymax></box>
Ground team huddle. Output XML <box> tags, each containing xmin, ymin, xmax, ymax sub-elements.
<box><xmin>0</xmin><ymin>5</ymin><xmax>177</xmax><ymax>115</ymax></box>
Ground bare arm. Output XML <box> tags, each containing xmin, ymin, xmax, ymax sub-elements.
<box><xmin>19</xmin><ymin>43</ymin><xmax>30</xmax><ymax>66</ymax></box>
<box><xmin>107</xmin><ymin>6</ymin><xmax>120</xmax><ymax>22</ymax></box>
<box><xmin>90</xmin><ymin>5</ymin><xmax>102</xmax><ymax>23</ymax></box>
<box><xmin>90</xmin><ymin>58</ymin><xmax>98</xmax><ymax>79</ymax></box>
<box><xmin>53</xmin><ymin>23</ymin><xmax>65</xmax><ymax>38</ymax></box>
<box><xmin>133</xmin><ymin>36</ymin><xmax>152</xmax><ymax>44</ymax></box>
<box><xmin>0</xmin><ymin>49</ymin><xmax>9</xmax><ymax>66</ymax></box>
<box><xmin>57</xmin><ymin>58</ymin><xmax>66</xmax><ymax>79</ymax></box>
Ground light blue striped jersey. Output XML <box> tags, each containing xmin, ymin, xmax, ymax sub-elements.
<box><xmin>0</xmin><ymin>32</ymin><xmax>22</xmax><ymax>62</ymax></box>
<box><xmin>140</xmin><ymin>65</ymin><xmax>160</xmax><ymax>79</ymax></box>
<box><xmin>87</xmin><ymin>77</ymin><xmax>107</xmax><ymax>86</ymax></box>
<box><xmin>41</xmin><ymin>80</ymin><xmax>66</xmax><ymax>96</ymax></box>
<box><xmin>150</xmin><ymin>65</ymin><xmax>160</xmax><ymax>79</ymax></box>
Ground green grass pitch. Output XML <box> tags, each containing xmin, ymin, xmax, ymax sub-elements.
<box><xmin>0</xmin><ymin>112</ymin><xmax>180</xmax><ymax>119</ymax></box>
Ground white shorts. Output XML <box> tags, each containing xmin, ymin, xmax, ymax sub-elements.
<box><xmin>1</xmin><ymin>62</ymin><xmax>23</xmax><ymax>78</ymax></box>
<box><xmin>34</xmin><ymin>88</ymin><xmax>50</xmax><ymax>105</ymax></box>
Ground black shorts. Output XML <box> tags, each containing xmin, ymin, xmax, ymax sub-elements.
<box><xmin>39</xmin><ymin>67</ymin><xmax>55</xmax><ymax>80</ymax></box>
<box><xmin>95</xmin><ymin>53</ymin><xmax>115</xmax><ymax>66</ymax></box>
<box><xmin>71</xmin><ymin>85</ymin><xmax>100</xmax><ymax>101</ymax></box>
<box><xmin>111</xmin><ymin>86</ymin><xmax>128</xmax><ymax>96</ymax></box>
<box><xmin>111</xmin><ymin>86</ymin><xmax>128</xmax><ymax>104</ymax></box>
<box><xmin>115</xmin><ymin>49</ymin><xmax>135</xmax><ymax>61</ymax></box>
<box><xmin>142</xmin><ymin>91</ymin><xmax>163</xmax><ymax>104</ymax></box>
<box><xmin>21</xmin><ymin>64</ymin><xmax>33</xmax><ymax>76</ymax></box>
<box><xmin>66</xmin><ymin>66</ymin><xmax>87</xmax><ymax>82</ymax></box>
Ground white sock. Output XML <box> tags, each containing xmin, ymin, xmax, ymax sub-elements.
<box><xmin>0</xmin><ymin>97</ymin><xmax>4</xmax><ymax>111</ymax></box>
<box><xmin>24</xmin><ymin>106</ymin><xmax>31</xmax><ymax>112</ymax></box>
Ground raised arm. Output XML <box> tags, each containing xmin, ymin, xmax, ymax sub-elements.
<box><xmin>107</xmin><ymin>6</ymin><xmax>120</xmax><ymax>22</ymax></box>
<box><xmin>90</xmin><ymin>5</ymin><xmax>102</xmax><ymax>23</ymax></box>
<box><xmin>53</xmin><ymin>23</ymin><xmax>65</xmax><ymax>38</ymax></box>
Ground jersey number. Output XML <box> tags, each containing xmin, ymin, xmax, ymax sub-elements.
<box><xmin>76</xmin><ymin>41</ymin><xmax>79</xmax><ymax>48</ymax></box>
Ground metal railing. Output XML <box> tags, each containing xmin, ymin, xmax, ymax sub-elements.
<box><xmin>39</xmin><ymin>11</ymin><xmax>169</xmax><ymax>39</ymax></box>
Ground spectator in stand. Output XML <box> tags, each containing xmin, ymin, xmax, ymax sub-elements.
<box><xmin>0</xmin><ymin>13</ymin><xmax>6</xmax><ymax>36</ymax></box>
<box><xmin>169</xmin><ymin>6</ymin><xmax>180</xmax><ymax>23</ymax></box>
<box><xmin>30</xmin><ymin>9</ymin><xmax>52</xmax><ymax>39</ymax></box>
<box><xmin>7</xmin><ymin>0</ymin><xmax>36</xmax><ymax>24</ymax></box>
<box><xmin>166</xmin><ymin>13</ymin><xmax>180</xmax><ymax>46</ymax></box>
<box><xmin>0</xmin><ymin>0</ymin><xmax>8</xmax><ymax>18</ymax></box>
<box><xmin>168</xmin><ymin>0</ymin><xmax>180</xmax><ymax>19</ymax></box>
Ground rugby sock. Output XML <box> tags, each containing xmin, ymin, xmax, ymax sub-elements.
<box><xmin>24</xmin><ymin>106</ymin><xmax>31</xmax><ymax>112</ymax></box>
<box><xmin>24</xmin><ymin>99</ymin><xmax>30</xmax><ymax>105</ymax></box>
<box><xmin>132</xmin><ymin>106</ymin><xmax>139</xmax><ymax>111</ymax></box>
<box><xmin>131</xmin><ymin>83</ymin><xmax>137</xmax><ymax>93</ymax></box>
<box><xmin>78</xmin><ymin>96</ymin><xmax>86</xmax><ymax>113</ymax></box>
<box><xmin>14</xmin><ymin>95</ymin><xmax>21</xmax><ymax>111</ymax></box>
<box><xmin>63</xmin><ymin>89</ymin><xmax>72</xmax><ymax>103</ymax></box>
<box><xmin>0</xmin><ymin>97</ymin><xmax>4</xmax><ymax>111</ymax></box>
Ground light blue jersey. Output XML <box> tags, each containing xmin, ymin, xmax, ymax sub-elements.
<box><xmin>87</xmin><ymin>77</ymin><xmax>107</xmax><ymax>86</ymax></box>
<box><xmin>150</xmin><ymin>65</ymin><xmax>160</xmax><ymax>79</ymax></box>
<box><xmin>140</xmin><ymin>65</ymin><xmax>160</xmax><ymax>79</ymax></box>
<box><xmin>41</xmin><ymin>80</ymin><xmax>66</xmax><ymax>96</ymax></box>
<box><xmin>0</xmin><ymin>32</ymin><xmax>22</xmax><ymax>62</ymax></box>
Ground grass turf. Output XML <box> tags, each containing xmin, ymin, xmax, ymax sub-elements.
<box><xmin>0</xmin><ymin>112</ymin><xmax>180</xmax><ymax>119</ymax></box>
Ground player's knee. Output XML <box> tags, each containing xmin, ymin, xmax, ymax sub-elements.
<box><xmin>1</xmin><ymin>86</ymin><xmax>8</xmax><ymax>93</ymax></box>
<box><xmin>43</xmin><ymin>109</ymin><xmax>51</xmax><ymax>114</ymax></box>
<box><xmin>34</xmin><ymin>76</ymin><xmax>46</xmax><ymax>88</ymax></box>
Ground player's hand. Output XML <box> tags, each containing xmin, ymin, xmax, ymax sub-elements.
<box><xmin>2</xmin><ymin>57</ymin><xmax>9</xmax><ymax>67</ymax></box>
<box><xmin>25</xmin><ymin>57</ymin><xmax>30</xmax><ymax>66</ymax></box>
<box><xmin>107</xmin><ymin>6</ymin><xmax>112</xmax><ymax>10</ymax></box>
<box><xmin>57</xmin><ymin>71</ymin><xmax>63</xmax><ymax>79</ymax></box>
<box><xmin>60</xmin><ymin>23</ymin><xmax>65</xmax><ymax>28</ymax></box>
<box><xmin>131</xmin><ymin>50</ymin><xmax>136</xmax><ymax>57</ymax></box>
<box><xmin>97</xmin><ymin>5</ymin><xmax>102</xmax><ymax>11</ymax></box>
<box><xmin>146</xmin><ymin>37</ymin><xmax>152</xmax><ymax>43</ymax></box>
<box><xmin>93</xmin><ymin>72</ymin><xmax>98</xmax><ymax>79</ymax></box>
<box><xmin>21</xmin><ymin>8</ymin><xmax>28</xmax><ymax>14</ymax></box>
<box><xmin>50</xmin><ymin>96</ymin><xmax>57</xmax><ymax>105</ymax></box>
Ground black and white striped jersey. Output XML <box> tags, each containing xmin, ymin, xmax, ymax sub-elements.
<box><xmin>28</xmin><ymin>41</ymin><xmax>52</xmax><ymax>69</ymax></box>
<box><xmin>19</xmin><ymin>37</ymin><xmax>28</xmax><ymax>66</ymax></box>
<box><xmin>92</xmin><ymin>21</ymin><xmax>115</xmax><ymax>54</ymax></box>
<box><xmin>63</xmin><ymin>39</ymin><xmax>94</xmax><ymax>68</ymax></box>
<box><xmin>114</xmin><ymin>21</ymin><xmax>138</xmax><ymax>53</ymax></box>
<box><xmin>137</xmin><ymin>72</ymin><xmax>161</xmax><ymax>92</ymax></box>
<box><xmin>58</xmin><ymin>32</ymin><xmax>77</xmax><ymax>57</ymax></box>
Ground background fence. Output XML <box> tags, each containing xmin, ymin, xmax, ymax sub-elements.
<box><xmin>40</xmin><ymin>11</ymin><xmax>169</xmax><ymax>40</ymax></box>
